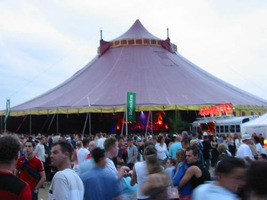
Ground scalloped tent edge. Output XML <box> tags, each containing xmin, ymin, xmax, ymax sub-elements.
<box><xmin>1</xmin><ymin>105</ymin><xmax>267</xmax><ymax>117</ymax></box>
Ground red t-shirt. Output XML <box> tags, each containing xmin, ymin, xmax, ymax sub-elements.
<box><xmin>0</xmin><ymin>171</ymin><xmax>32</xmax><ymax>200</ymax></box>
<box><xmin>16</xmin><ymin>156</ymin><xmax>44</xmax><ymax>189</ymax></box>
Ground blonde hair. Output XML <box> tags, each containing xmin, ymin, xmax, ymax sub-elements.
<box><xmin>190</xmin><ymin>140</ymin><xmax>199</xmax><ymax>146</ymax></box>
<box><xmin>217</xmin><ymin>143</ymin><xmax>227</xmax><ymax>153</ymax></box>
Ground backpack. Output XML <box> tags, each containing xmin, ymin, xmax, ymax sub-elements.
<box><xmin>18</xmin><ymin>157</ymin><xmax>41</xmax><ymax>183</ymax></box>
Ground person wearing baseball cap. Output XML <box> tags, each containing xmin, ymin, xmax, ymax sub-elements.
<box><xmin>236</xmin><ymin>133</ymin><xmax>254</xmax><ymax>164</ymax></box>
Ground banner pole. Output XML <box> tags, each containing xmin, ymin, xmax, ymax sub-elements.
<box><xmin>4</xmin><ymin>99</ymin><xmax>10</xmax><ymax>133</ymax></box>
<box><xmin>126</xmin><ymin>93</ymin><xmax>128</xmax><ymax>136</ymax></box>
<box><xmin>4</xmin><ymin>119</ymin><xmax>6</xmax><ymax>133</ymax></box>
<box><xmin>121</xmin><ymin>111</ymin><xmax>125</xmax><ymax>137</ymax></box>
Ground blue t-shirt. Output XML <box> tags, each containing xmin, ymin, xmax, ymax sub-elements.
<box><xmin>81</xmin><ymin>167</ymin><xmax>122</xmax><ymax>200</ymax></box>
<box><xmin>121</xmin><ymin>176</ymin><xmax>137</xmax><ymax>199</ymax></box>
<box><xmin>168</xmin><ymin>142</ymin><xmax>182</xmax><ymax>159</ymax></box>
<box><xmin>172</xmin><ymin>162</ymin><xmax>192</xmax><ymax>195</ymax></box>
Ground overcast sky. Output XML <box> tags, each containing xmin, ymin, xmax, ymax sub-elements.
<box><xmin>1</xmin><ymin>0</ymin><xmax>267</xmax><ymax>110</ymax></box>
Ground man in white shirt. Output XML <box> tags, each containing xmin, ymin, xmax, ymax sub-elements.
<box><xmin>96</xmin><ymin>133</ymin><xmax>106</xmax><ymax>149</ymax></box>
<box><xmin>34</xmin><ymin>136</ymin><xmax>46</xmax><ymax>163</ymax></box>
<box><xmin>104</xmin><ymin>137</ymin><xmax>130</xmax><ymax>179</ymax></box>
<box><xmin>77</xmin><ymin>138</ymin><xmax>90</xmax><ymax>164</ymax></box>
<box><xmin>49</xmin><ymin>141</ymin><xmax>84</xmax><ymax>200</ymax></box>
<box><xmin>236</xmin><ymin>133</ymin><xmax>254</xmax><ymax>163</ymax></box>
<box><xmin>79</xmin><ymin>137</ymin><xmax>130</xmax><ymax>180</ymax></box>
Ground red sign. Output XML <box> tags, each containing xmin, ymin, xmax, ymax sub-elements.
<box><xmin>199</xmin><ymin>103</ymin><xmax>233</xmax><ymax>116</ymax></box>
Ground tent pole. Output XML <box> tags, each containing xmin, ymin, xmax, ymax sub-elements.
<box><xmin>121</xmin><ymin>111</ymin><xmax>125</xmax><ymax>136</ymax></box>
<box><xmin>0</xmin><ymin>115</ymin><xmax>2</xmax><ymax>133</ymax></box>
<box><xmin>16</xmin><ymin>116</ymin><xmax>27</xmax><ymax>132</ymax></box>
<box><xmin>47</xmin><ymin>114</ymin><xmax>56</xmax><ymax>133</ymax></box>
<box><xmin>82</xmin><ymin>113</ymin><xmax>89</xmax><ymax>138</ymax></box>
<box><xmin>145</xmin><ymin>111</ymin><xmax>151</xmax><ymax>136</ymax></box>
<box><xmin>151</xmin><ymin>111</ymin><xmax>153</xmax><ymax>135</ymax></box>
<box><xmin>56</xmin><ymin>114</ymin><xmax>59</xmax><ymax>135</ymax></box>
<box><xmin>89</xmin><ymin>113</ymin><xmax>91</xmax><ymax>136</ymax></box>
<box><xmin>39</xmin><ymin>115</ymin><xmax>50</xmax><ymax>133</ymax></box>
<box><xmin>29</xmin><ymin>115</ymin><xmax>32</xmax><ymax>135</ymax></box>
<box><xmin>87</xmin><ymin>97</ymin><xmax>92</xmax><ymax>137</ymax></box>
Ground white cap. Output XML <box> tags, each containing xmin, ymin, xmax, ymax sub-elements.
<box><xmin>242</xmin><ymin>133</ymin><xmax>251</xmax><ymax>141</ymax></box>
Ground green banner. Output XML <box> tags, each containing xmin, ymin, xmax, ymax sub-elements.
<box><xmin>4</xmin><ymin>99</ymin><xmax>10</xmax><ymax>124</ymax></box>
<box><xmin>127</xmin><ymin>92</ymin><xmax>136</xmax><ymax>122</ymax></box>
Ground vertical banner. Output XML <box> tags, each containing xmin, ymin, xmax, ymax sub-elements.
<box><xmin>4</xmin><ymin>99</ymin><xmax>10</xmax><ymax>125</ymax></box>
<box><xmin>126</xmin><ymin>92</ymin><xmax>136</xmax><ymax>122</ymax></box>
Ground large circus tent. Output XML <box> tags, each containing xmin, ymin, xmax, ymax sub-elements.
<box><xmin>1</xmin><ymin>20</ymin><xmax>267</xmax><ymax>134</ymax></box>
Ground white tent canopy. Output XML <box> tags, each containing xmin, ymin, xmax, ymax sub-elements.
<box><xmin>241</xmin><ymin>112</ymin><xmax>267</xmax><ymax>138</ymax></box>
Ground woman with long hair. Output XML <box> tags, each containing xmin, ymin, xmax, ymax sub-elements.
<box><xmin>130</xmin><ymin>144</ymin><xmax>157</xmax><ymax>200</ymax></box>
<box><xmin>210</xmin><ymin>135</ymin><xmax>219</xmax><ymax>167</ymax></box>
<box><xmin>172</xmin><ymin>149</ymin><xmax>192</xmax><ymax>200</ymax></box>
<box><xmin>155</xmin><ymin>135</ymin><xmax>168</xmax><ymax>167</ymax></box>
<box><xmin>142</xmin><ymin>154</ymin><xmax>169</xmax><ymax>200</ymax></box>
<box><xmin>254</xmin><ymin>135</ymin><xmax>263</xmax><ymax>155</ymax></box>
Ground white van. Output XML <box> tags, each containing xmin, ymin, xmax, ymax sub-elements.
<box><xmin>192</xmin><ymin>115</ymin><xmax>258</xmax><ymax>135</ymax></box>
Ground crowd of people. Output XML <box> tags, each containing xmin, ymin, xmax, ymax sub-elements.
<box><xmin>0</xmin><ymin>130</ymin><xmax>267</xmax><ymax>200</ymax></box>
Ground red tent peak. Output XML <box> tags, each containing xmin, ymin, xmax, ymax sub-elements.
<box><xmin>98</xmin><ymin>20</ymin><xmax>177</xmax><ymax>55</ymax></box>
<box><xmin>112</xmin><ymin>19</ymin><xmax>161</xmax><ymax>41</ymax></box>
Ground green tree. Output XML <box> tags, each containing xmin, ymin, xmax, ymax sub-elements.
<box><xmin>165</xmin><ymin>110</ymin><xmax>191</xmax><ymax>133</ymax></box>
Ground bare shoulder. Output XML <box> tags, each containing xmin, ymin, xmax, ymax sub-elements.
<box><xmin>187</xmin><ymin>166</ymin><xmax>201</xmax><ymax>175</ymax></box>
<box><xmin>147</xmin><ymin>173</ymin><xmax>169</xmax><ymax>187</ymax></box>
<box><xmin>187</xmin><ymin>165</ymin><xmax>199</xmax><ymax>172</ymax></box>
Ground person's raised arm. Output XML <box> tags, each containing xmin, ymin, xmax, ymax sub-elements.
<box><xmin>130</xmin><ymin>166</ymin><xmax>137</xmax><ymax>186</ymax></box>
<box><xmin>178</xmin><ymin>166</ymin><xmax>200</xmax><ymax>188</ymax></box>
<box><xmin>118</xmin><ymin>166</ymin><xmax>130</xmax><ymax>180</ymax></box>
<box><xmin>131</xmin><ymin>147</ymin><xmax>138</xmax><ymax>163</ymax></box>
